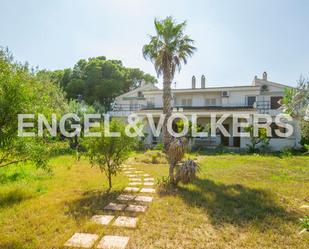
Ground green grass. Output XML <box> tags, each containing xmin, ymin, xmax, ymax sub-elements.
<box><xmin>0</xmin><ymin>154</ymin><xmax>308</xmax><ymax>248</ymax></box>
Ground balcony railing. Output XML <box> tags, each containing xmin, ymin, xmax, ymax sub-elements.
<box><xmin>107</xmin><ymin>104</ymin><xmax>145</xmax><ymax>116</ymax></box>
<box><xmin>111</xmin><ymin>103</ymin><xmax>145</xmax><ymax>111</ymax></box>
<box><xmin>256</xmin><ymin>101</ymin><xmax>271</xmax><ymax>110</ymax></box>
<box><xmin>108</xmin><ymin>101</ymin><xmax>273</xmax><ymax>116</ymax></box>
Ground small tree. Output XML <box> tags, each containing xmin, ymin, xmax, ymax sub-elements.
<box><xmin>245</xmin><ymin>126</ymin><xmax>270</xmax><ymax>153</ymax></box>
<box><xmin>84</xmin><ymin>120</ymin><xmax>136</xmax><ymax>191</ymax></box>
<box><xmin>281</xmin><ymin>76</ymin><xmax>309</xmax><ymax>147</ymax></box>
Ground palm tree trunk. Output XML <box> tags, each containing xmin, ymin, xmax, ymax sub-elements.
<box><xmin>162</xmin><ymin>68</ymin><xmax>173</xmax><ymax>152</ymax></box>
<box><xmin>169</xmin><ymin>162</ymin><xmax>176</xmax><ymax>184</ymax></box>
<box><xmin>162</xmin><ymin>67</ymin><xmax>175</xmax><ymax>183</ymax></box>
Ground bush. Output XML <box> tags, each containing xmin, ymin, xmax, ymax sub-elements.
<box><xmin>299</xmin><ymin>216</ymin><xmax>309</xmax><ymax>234</ymax></box>
<box><xmin>176</xmin><ymin>159</ymin><xmax>200</xmax><ymax>184</ymax></box>
<box><xmin>156</xmin><ymin>176</ymin><xmax>176</xmax><ymax>194</ymax></box>
<box><xmin>280</xmin><ymin>147</ymin><xmax>294</xmax><ymax>157</ymax></box>
<box><xmin>138</xmin><ymin>150</ymin><xmax>167</xmax><ymax>164</ymax></box>
<box><xmin>303</xmin><ymin>144</ymin><xmax>309</xmax><ymax>154</ymax></box>
<box><xmin>153</xmin><ymin>143</ymin><xmax>163</xmax><ymax>151</ymax></box>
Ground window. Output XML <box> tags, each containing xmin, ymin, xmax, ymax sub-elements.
<box><xmin>181</xmin><ymin>98</ymin><xmax>192</xmax><ymax>106</ymax></box>
<box><xmin>247</xmin><ymin>96</ymin><xmax>256</xmax><ymax>107</ymax></box>
<box><xmin>270</xmin><ymin>96</ymin><xmax>282</xmax><ymax>109</ymax></box>
<box><xmin>147</xmin><ymin>97</ymin><xmax>155</xmax><ymax>108</ymax></box>
<box><xmin>205</xmin><ymin>98</ymin><xmax>216</xmax><ymax>106</ymax></box>
<box><xmin>187</xmin><ymin>99</ymin><xmax>192</xmax><ymax>106</ymax></box>
<box><xmin>137</xmin><ymin>91</ymin><xmax>144</xmax><ymax>98</ymax></box>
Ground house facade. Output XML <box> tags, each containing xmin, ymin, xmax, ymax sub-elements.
<box><xmin>108</xmin><ymin>73</ymin><xmax>301</xmax><ymax>151</ymax></box>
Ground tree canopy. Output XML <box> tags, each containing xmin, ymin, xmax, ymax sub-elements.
<box><xmin>39</xmin><ymin>56</ymin><xmax>157</xmax><ymax>111</ymax></box>
<box><xmin>0</xmin><ymin>48</ymin><xmax>68</xmax><ymax>169</ymax></box>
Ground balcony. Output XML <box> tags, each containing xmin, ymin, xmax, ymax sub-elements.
<box><xmin>141</xmin><ymin>102</ymin><xmax>258</xmax><ymax>110</ymax></box>
<box><xmin>108</xmin><ymin>101</ymin><xmax>273</xmax><ymax>116</ymax></box>
<box><xmin>107</xmin><ymin>103</ymin><xmax>146</xmax><ymax>116</ymax></box>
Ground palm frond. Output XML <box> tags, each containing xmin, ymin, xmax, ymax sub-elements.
<box><xmin>143</xmin><ymin>17</ymin><xmax>196</xmax><ymax>79</ymax></box>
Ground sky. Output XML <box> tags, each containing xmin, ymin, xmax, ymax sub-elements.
<box><xmin>1</xmin><ymin>0</ymin><xmax>308</xmax><ymax>88</ymax></box>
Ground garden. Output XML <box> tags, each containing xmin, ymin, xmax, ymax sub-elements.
<box><xmin>0</xmin><ymin>15</ymin><xmax>308</xmax><ymax>249</ymax></box>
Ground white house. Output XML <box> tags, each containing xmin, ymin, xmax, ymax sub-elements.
<box><xmin>108</xmin><ymin>73</ymin><xmax>301</xmax><ymax>151</ymax></box>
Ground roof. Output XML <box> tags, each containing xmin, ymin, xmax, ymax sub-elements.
<box><xmin>143</xmin><ymin>85</ymin><xmax>261</xmax><ymax>94</ymax></box>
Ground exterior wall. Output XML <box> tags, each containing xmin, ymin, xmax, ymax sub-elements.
<box><xmin>109</xmin><ymin>75</ymin><xmax>301</xmax><ymax>151</ymax></box>
<box><xmin>225</xmin><ymin>89</ymin><xmax>260</xmax><ymax>106</ymax></box>
<box><xmin>240</xmin><ymin>137</ymin><xmax>297</xmax><ymax>151</ymax></box>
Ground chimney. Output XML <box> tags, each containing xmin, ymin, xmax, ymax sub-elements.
<box><xmin>201</xmin><ymin>75</ymin><xmax>206</xmax><ymax>88</ymax></box>
<box><xmin>262</xmin><ymin>72</ymin><xmax>267</xmax><ymax>81</ymax></box>
<box><xmin>140</xmin><ymin>79</ymin><xmax>147</xmax><ymax>87</ymax></box>
<box><xmin>192</xmin><ymin>75</ymin><xmax>196</xmax><ymax>89</ymax></box>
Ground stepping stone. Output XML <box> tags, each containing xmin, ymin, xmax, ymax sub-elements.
<box><xmin>125</xmin><ymin>204</ymin><xmax>148</xmax><ymax>213</ymax></box>
<box><xmin>104</xmin><ymin>202</ymin><xmax>126</xmax><ymax>211</ymax></box>
<box><xmin>140</xmin><ymin>188</ymin><xmax>156</xmax><ymax>193</ymax></box>
<box><xmin>123</xmin><ymin>169</ymin><xmax>134</xmax><ymax>172</ymax></box>
<box><xmin>144</xmin><ymin>178</ymin><xmax>155</xmax><ymax>181</ymax></box>
<box><xmin>143</xmin><ymin>174</ymin><xmax>150</xmax><ymax>177</ymax></box>
<box><xmin>124</xmin><ymin>187</ymin><xmax>139</xmax><ymax>192</ymax></box>
<box><xmin>135</xmin><ymin>196</ymin><xmax>153</xmax><ymax>203</ymax></box>
<box><xmin>301</xmin><ymin>205</ymin><xmax>309</xmax><ymax>209</ymax></box>
<box><xmin>113</xmin><ymin>216</ymin><xmax>138</xmax><ymax>228</ymax></box>
<box><xmin>64</xmin><ymin>233</ymin><xmax>99</xmax><ymax>248</ymax></box>
<box><xmin>129</xmin><ymin>178</ymin><xmax>141</xmax><ymax>182</ymax></box>
<box><xmin>129</xmin><ymin>182</ymin><xmax>142</xmax><ymax>186</ymax></box>
<box><xmin>117</xmin><ymin>194</ymin><xmax>135</xmax><ymax>201</ymax></box>
<box><xmin>91</xmin><ymin>215</ymin><xmax>114</xmax><ymax>225</ymax></box>
<box><xmin>127</xmin><ymin>174</ymin><xmax>137</xmax><ymax>177</ymax></box>
<box><xmin>97</xmin><ymin>235</ymin><xmax>129</xmax><ymax>249</ymax></box>
<box><xmin>143</xmin><ymin>182</ymin><xmax>154</xmax><ymax>186</ymax></box>
<box><xmin>134</xmin><ymin>171</ymin><xmax>143</xmax><ymax>173</ymax></box>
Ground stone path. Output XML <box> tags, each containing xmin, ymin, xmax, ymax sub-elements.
<box><xmin>91</xmin><ymin>215</ymin><xmax>114</xmax><ymax>225</ymax></box>
<box><xmin>97</xmin><ymin>235</ymin><xmax>130</xmax><ymax>249</ymax></box>
<box><xmin>64</xmin><ymin>233</ymin><xmax>99</xmax><ymax>248</ymax></box>
<box><xmin>64</xmin><ymin>164</ymin><xmax>156</xmax><ymax>248</ymax></box>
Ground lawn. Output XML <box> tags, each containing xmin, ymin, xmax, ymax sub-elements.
<box><xmin>0</xmin><ymin>153</ymin><xmax>308</xmax><ymax>249</ymax></box>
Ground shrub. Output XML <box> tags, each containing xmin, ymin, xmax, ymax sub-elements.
<box><xmin>138</xmin><ymin>151</ymin><xmax>167</xmax><ymax>164</ymax></box>
<box><xmin>176</xmin><ymin>159</ymin><xmax>200</xmax><ymax>184</ymax></box>
<box><xmin>280</xmin><ymin>147</ymin><xmax>293</xmax><ymax>157</ymax></box>
<box><xmin>299</xmin><ymin>216</ymin><xmax>309</xmax><ymax>234</ymax></box>
<box><xmin>153</xmin><ymin>143</ymin><xmax>163</xmax><ymax>151</ymax></box>
<box><xmin>303</xmin><ymin>144</ymin><xmax>309</xmax><ymax>155</ymax></box>
<box><xmin>156</xmin><ymin>176</ymin><xmax>176</xmax><ymax>194</ymax></box>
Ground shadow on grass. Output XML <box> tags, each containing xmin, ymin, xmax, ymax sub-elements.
<box><xmin>0</xmin><ymin>189</ymin><xmax>34</xmax><ymax>209</ymax></box>
<box><xmin>66</xmin><ymin>189</ymin><xmax>122</xmax><ymax>221</ymax></box>
<box><xmin>159</xmin><ymin>178</ymin><xmax>298</xmax><ymax>229</ymax></box>
<box><xmin>0</xmin><ymin>240</ymin><xmax>25</xmax><ymax>249</ymax></box>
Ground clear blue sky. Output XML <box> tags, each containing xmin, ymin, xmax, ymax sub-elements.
<box><xmin>1</xmin><ymin>0</ymin><xmax>308</xmax><ymax>88</ymax></box>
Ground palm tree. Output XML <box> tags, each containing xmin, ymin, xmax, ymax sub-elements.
<box><xmin>143</xmin><ymin>16</ymin><xmax>196</xmax><ymax>183</ymax></box>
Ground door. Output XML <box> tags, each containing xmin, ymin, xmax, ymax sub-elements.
<box><xmin>233</xmin><ymin>125</ymin><xmax>241</xmax><ymax>147</ymax></box>
<box><xmin>221</xmin><ymin>124</ymin><xmax>230</xmax><ymax>146</ymax></box>
<box><xmin>247</xmin><ymin>96</ymin><xmax>256</xmax><ymax>107</ymax></box>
